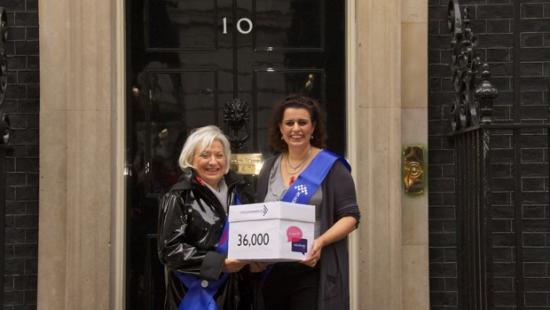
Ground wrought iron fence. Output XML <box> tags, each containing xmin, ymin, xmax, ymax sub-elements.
<box><xmin>447</xmin><ymin>1</ymin><xmax>550</xmax><ymax>309</ymax></box>
<box><xmin>448</xmin><ymin>2</ymin><xmax>496</xmax><ymax>307</ymax></box>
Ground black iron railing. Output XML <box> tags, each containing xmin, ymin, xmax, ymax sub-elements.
<box><xmin>448</xmin><ymin>1</ymin><xmax>550</xmax><ymax>309</ymax></box>
<box><xmin>448</xmin><ymin>1</ymin><xmax>496</xmax><ymax>309</ymax></box>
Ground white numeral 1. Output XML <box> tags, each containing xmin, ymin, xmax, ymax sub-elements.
<box><xmin>222</xmin><ymin>17</ymin><xmax>228</xmax><ymax>34</ymax></box>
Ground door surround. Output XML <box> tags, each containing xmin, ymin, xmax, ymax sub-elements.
<box><xmin>114</xmin><ymin>0</ymin><xmax>359</xmax><ymax>308</ymax></box>
<box><xmin>38</xmin><ymin>0</ymin><xmax>429</xmax><ymax>309</ymax></box>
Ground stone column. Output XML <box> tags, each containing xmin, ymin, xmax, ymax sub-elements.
<box><xmin>38</xmin><ymin>0</ymin><xmax>117</xmax><ymax>308</ymax></box>
<box><xmin>356</xmin><ymin>0</ymin><xmax>404</xmax><ymax>308</ymax></box>
<box><xmin>401</xmin><ymin>0</ymin><xmax>429</xmax><ymax>308</ymax></box>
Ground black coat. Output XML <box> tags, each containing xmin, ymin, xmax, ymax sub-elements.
<box><xmin>157</xmin><ymin>168</ymin><xmax>254</xmax><ymax>310</ymax></box>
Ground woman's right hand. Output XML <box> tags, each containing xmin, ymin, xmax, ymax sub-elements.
<box><xmin>223</xmin><ymin>258</ymin><xmax>247</xmax><ymax>273</ymax></box>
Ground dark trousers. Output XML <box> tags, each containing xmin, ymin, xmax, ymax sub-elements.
<box><xmin>261</xmin><ymin>263</ymin><xmax>319</xmax><ymax>310</ymax></box>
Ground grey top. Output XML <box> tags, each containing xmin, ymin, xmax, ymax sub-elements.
<box><xmin>263</xmin><ymin>155</ymin><xmax>322</xmax><ymax>236</ymax></box>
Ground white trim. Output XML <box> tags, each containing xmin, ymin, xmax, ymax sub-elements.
<box><xmin>112</xmin><ymin>0</ymin><xmax>127</xmax><ymax>308</ymax></box>
<box><xmin>346</xmin><ymin>0</ymin><xmax>359</xmax><ymax>309</ymax></box>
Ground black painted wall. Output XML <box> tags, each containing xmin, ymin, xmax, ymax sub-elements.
<box><xmin>0</xmin><ymin>0</ymin><xmax>38</xmax><ymax>309</ymax></box>
<box><xmin>429</xmin><ymin>0</ymin><xmax>550</xmax><ymax>309</ymax></box>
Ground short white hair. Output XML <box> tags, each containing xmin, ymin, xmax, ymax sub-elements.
<box><xmin>178</xmin><ymin>125</ymin><xmax>231</xmax><ymax>173</ymax></box>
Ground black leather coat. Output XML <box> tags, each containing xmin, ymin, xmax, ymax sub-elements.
<box><xmin>157</xmin><ymin>168</ymin><xmax>253</xmax><ymax>310</ymax></box>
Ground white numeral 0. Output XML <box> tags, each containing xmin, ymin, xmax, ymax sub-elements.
<box><xmin>222</xmin><ymin>17</ymin><xmax>253</xmax><ymax>35</ymax></box>
<box><xmin>236</xmin><ymin>18</ymin><xmax>253</xmax><ymax>34</ymax></box>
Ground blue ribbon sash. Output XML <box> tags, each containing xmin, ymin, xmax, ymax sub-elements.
<box><xmin>282</xmin><ymin>149</ymin><xmax>350</xmax><ymax>204</ymax></box>
<box><xmin>174</xmin><ymin>192</ymin><xmax>241</xmax><ymax>310</ymax></box>
<box><xmin>175</xmin><ymin>271</ymin><xmax>228</xmax><ymax>310</ymax></box>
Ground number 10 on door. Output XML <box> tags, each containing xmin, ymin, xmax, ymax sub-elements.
<box><xmin>222</xmin><ymin>17</ymin><xmax>253</xmax><ymax>35</ymax></box>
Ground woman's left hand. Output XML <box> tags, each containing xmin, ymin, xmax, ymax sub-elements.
<box><xmin>223</xmin><ymin>258</ymin><xmax>247</xmax><ymax>273</ymax></box>
<box><xmin>300</xmin><ymin>238</ymin><xmax>324</xmax><ymax>267</ymax></box>
<box><xmin>300</xmin><ymin>216</ymin><xmax>357</xmax><ymax>268</ymax></box>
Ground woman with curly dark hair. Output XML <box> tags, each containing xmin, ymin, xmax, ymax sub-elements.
<box><xmin>254</xmin><ymin>95</ymin><xmax>360</xmax><ymax>310</ymax></box>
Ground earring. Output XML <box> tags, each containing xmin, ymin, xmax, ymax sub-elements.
<box><xmin>310</xmin><ymin>135</ymin><xmax>314</xmax><ymax>140</ymax></box>
<box><xmin>281</xmin><ymin>136</ymin><xmax>284</xmax><ymax>140</ymax></box>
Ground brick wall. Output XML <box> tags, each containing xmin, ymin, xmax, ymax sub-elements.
<box><xmin>429</xmin><ymin>0</ymin><xmax>459</xmax><ymax>307</ymax></box>
<box><xmin>0</xmin><ymin>0</ymin><xmax>38</xmax><ymax>309</ymax></box>
<box><xmin>429</xmin><ymin>0</ymin><xmax>550</xmax><ymax>309</ymax></box>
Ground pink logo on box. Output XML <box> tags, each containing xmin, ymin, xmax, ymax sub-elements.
<box><xmin>286</xmin><ymin>226</ymin><xmax>303</xmax><ymax>242</ymax></box>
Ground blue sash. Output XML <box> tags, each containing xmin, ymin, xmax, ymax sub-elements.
<box><xmin>282</xmin><ymin>149</ymin><xmax>350</xmax><ymax>204</ymax></box>
<box><xmin>174</xmin><ymin>192</ymin><xmax>241</xmax><ymax>310</ymax></box>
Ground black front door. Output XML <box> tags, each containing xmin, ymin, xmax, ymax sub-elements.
<box><xmin>125</xmin><ymin>0</ymin><xmax>346</xmax><ymax>308</ymax></box>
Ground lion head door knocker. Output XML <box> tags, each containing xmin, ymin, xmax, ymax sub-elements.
<box><xmin>223</xmin><ymin>98</ymin><xmax>250</xmax><ymax>151</ymax></box>
<box><xmin>403</xmin><ymin>146</ymin><xmax>425</xmax><ymax>195</ymax></box>
<box><xmin>223</xmin><ymin>98</ymin><xmax>263</xmax><ymax>175</ymax></box>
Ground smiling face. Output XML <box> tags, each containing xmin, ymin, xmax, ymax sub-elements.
<box><xmin>192</xmin><ymin>139</ymin><xmax>227</xmax><ymax>188</ymax></box>
<box><xmin>279</xmin><ymin>107</ymin><xmax>316</xmax><ymax>149</ymax></box>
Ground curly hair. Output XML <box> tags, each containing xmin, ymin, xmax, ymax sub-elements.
<box><xmin>268</xmin><ymin>94</ymin><xmax>327</xmax><ymax>152</ymax></box>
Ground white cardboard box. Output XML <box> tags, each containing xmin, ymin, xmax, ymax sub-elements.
<box><xmin>227</xmin><ymin>201</ymin><xmax>315</xmax><ymax>261</ymax></box>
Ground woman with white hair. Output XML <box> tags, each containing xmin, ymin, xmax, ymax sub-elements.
<box><xmin>157</xmin><ymin>125</ymin><xmax>253</xmax><ymax>310</ymax></box>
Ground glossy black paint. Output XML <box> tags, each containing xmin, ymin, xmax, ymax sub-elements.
<box><xmin>125</xmin><ymin>1</ymin><xmax>346</xmax><ymax>308</ymax></box>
